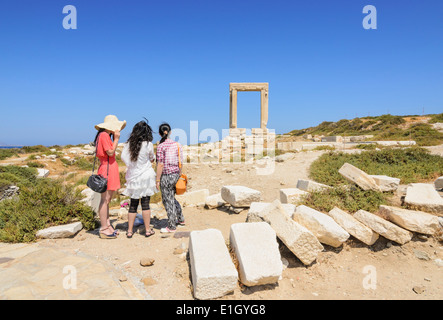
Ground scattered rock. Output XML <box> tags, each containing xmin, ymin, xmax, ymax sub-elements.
<box><xmin>140</xmin><ymin>257</ymin><xmax>155</xmax><ymax>267</ymax></box>
<box><xmin>404</xmin><ymin>183</ymin><xmax>443</xmax><ymax>215</ymax></box>
<box><xmin>378</xmin><ymin>205</ymin><xmax>441</xmax><ymax>235</ymax></box>
<box><xmin>338</xmin><ymin>163</ymin><xmax>381</xmax><ymax>192</ymax></box>
<box><xmin>221</xmin><ymin>186</ymin><xmax>261</xmax><ymax>208</ymax></box>
<box><xmin>230</xmin><ymin>222</ymin><xmax>282</xmax><ymax>286</ymax></box>
<box><xmin>205</xmin><ymin>193</ymin><xmax>226</xmax><ymax>209</ymax></box>
<box><xmin>353</xmin><ymin>210</ymin><xmax>413</xmax><ymax>245</ymax></box>
<box><xmin>294</xmin><ymin>205</ymin><xmax>350</xmax><ymax>248</ymax></box>
<box><xmin>435</xmin><ymin>176</ymin><xmax>443</xmax><ymax>190</ymax></box>
<box><xmin>36</xmin><ymin>168</ymin><xmax>50</xmax><ymax>178</ymax></box>
<box><xmin>414</xmin><ymin>250</ymin><xmax>430</xmax><ymax>261</ymax></box>
<box><xmin>328</xmin><ymin>207</ymin><xmax>379</xmax><ymax>246</ymax></box>
<box><xmin>370</xmin><ymin>175</ymin><xmax>400</xmax><ymax>192</ymax></box>
<box><xmin>279</xmin><ymin>188</ymin><xmax>309</xmax><ymax>205</ymax></box>
<box><xmin>296</xmin><ymin>179</ymin><xmax>331</xmax><ymax>192</ymax></box>
<box><xmin>412</xmin><ymin>286</ymin><xmax>425</xmax><ymax>294</ymax></box>
<box><xmin>36</xmin><ymin>222</ymin><xmax>83</xmax><ymax>239</ymax></box>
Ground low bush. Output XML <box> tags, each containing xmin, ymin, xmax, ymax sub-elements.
<box><xmin>0</xmin><ymin>148</ymin><xmax>19</xmax><ymax>160</ymax></box>
<box><xmin>0</xmin><ymin>166</ymin><xmax>97</xmax><ymax>243</ymax></box>
<box><xmin>309</xmin><ymin>147</ymin><xmax>443</xmax><ymax>186</ymax></box>
<box><xmin>300</xmin><ymin>186</ymin><xmax>388</xmax><ymax>213</ymax></box>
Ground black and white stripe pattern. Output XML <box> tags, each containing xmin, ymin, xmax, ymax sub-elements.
<box><xmin>160</xmin><ymin>173</ymin><xmax>184</xmax><ymax>230</ymax></box>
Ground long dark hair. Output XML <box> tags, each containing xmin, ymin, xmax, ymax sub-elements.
<box><xmin>128</xmin><ymin>118</ymin><xmax>154</xmax><ymax>162</ymax></box>
<box><xmin>158</xmin><ymin>123</ymin><xmax>171</xmax><ymax>145</ymax></box>
<box><xmin>94</xmin><ymin>129</ymin><xmax>108</xmax><ymax>146</ymax></box>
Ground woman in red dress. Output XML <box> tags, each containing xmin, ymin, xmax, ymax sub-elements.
<box><xmin>94</xmin><ymin>115</ymin><xmax>126</xmax><ymax>239</ymax></box>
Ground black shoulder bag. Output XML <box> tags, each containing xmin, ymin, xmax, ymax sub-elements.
<box><xmin>87</xmin><ymin>142</ymin><xmax>109</xmax><ymax>193</ymax></box>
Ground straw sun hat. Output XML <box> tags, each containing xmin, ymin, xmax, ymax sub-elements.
<box><xmin>95</xmin><ymin>115</ymin><xmax>127</xmax><ymax>132</ymax></box>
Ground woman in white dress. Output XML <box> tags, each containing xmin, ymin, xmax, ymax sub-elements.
<box><xmin>121</xmin><ymin>119</ymin><xmax>157</xmax><ymax>238</ymax></box>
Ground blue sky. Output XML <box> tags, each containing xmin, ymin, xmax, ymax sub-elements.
<box><xmin>0</xmin><ymin>0</ymin><xmax>442</xmax><ymax>146</ymax></box>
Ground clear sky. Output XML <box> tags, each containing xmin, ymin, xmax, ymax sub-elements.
<box><xmin>0</xmin><ymin>0</ymin><xmax>442</xmax><ymax>146</ymax></box>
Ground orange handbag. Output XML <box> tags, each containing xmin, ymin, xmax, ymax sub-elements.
<box><xmin>176</xmin><ymin>143</ymin><xmax>187</xmax><ymax>195</ymax></box>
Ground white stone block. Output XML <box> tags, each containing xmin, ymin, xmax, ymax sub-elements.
<box><xmin>205</xmin><ymin>193</ymin><xmax>226</xmax><ymax>209</ymax></box>
<box><xmin>353</xmin><ymin>209</ymin><xmax>413</xmax><ymax>245</ymax></box>
<box><xmin>279</xmin><ymin>188</ymin><xmax>309</xmax><ymax>205</ymax></box>
<box><xmin>378</xmin><ymin>205</ymin><xmax>442</xmax><ymax>235</ymax></box>
<box><xmin>247</xmin><ymin>202</ymin><xmax>296</xmax><ymax>221</ymax></box>
<box><xmin>36</xmin><ymin>222</ymin><xmax>83</xmax><ymax>239</ymax></box>
<box><xmin>176</xmin><ymin>189</ymin><xmax>210</xmax><ymax>207</ymax></box>
<box><xmin>230</xmin><ymin>222</ymin><xmax>282</xmax><ymax>286</ymax></box>
<box><xmin>338</xmin><ymin>163</ymin><xmax>382</xmax><ymax>192</ymax></box>
<box><xmin>221</xmin><ymin>186</ymin><xmax>261</xmax><ymax>208</ymax></box>
<box><xmin>189</xmin><ymin>229</ymin><xmax>238</xmax><ymax>300</ymax></box>
<box><xmin>294</xmin><ymin>205</ymin><xmax>350</xmax><ymax>247</ymax></box>
<box><xmin>328</xmin><ymin>207</ymin><xmax>379</xmax><ymax>245</ymax></box>
<box><xmin>296</xmin><ymin>179</ymin><xmax>331</xmax><ymax>192</ymax></box>
<box><xmin>404</xmin><ymin>183</ymin><xmax>443</xmax><ymax>215</ymax></box>
<box><xmin>36</xmin><ymin>168</ymin><xmax>49</xmax><ymax>178</ymax></box>
<box><xmin>370</xmin><ymin>175</ymin><xmax>400</xmax><ymax>192</ymax></box>
<box><xmin>255</xmin><ymin>200</ymin><xmax>324</xmax><ymax>266</ymax></box>
<box><xmin>81</xmin><ymin>188</ymin><xmax>101</xmax><ymax>214</ymax></box>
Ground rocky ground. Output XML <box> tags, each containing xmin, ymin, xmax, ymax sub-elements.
<box><xmin>1</xmin><ymin>145</ymin><xmax>443</xmax><ymax>300</ymax></box>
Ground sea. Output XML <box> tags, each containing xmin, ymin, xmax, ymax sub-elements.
<box><xmin>0</xmin><ymin>146</ymin><xmax>23</xmax><ymax>149</ymax></box>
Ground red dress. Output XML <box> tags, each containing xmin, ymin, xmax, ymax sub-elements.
<box><xmin>96</xmin><ymin>132</ymin><xmax>121</xmax><ymax>191</ymax></box>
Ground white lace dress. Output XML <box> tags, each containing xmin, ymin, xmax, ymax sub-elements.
<box><xmin>121</xmin><ymin>141</ymin><xmax>157</xmax><ymax>199</ymax></box>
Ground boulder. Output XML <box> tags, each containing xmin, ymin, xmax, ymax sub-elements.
<box><xmin>353</xmin><ymin>210</ymin><xmax>413</xmax><ymax>245</ymax></box>
<box><xmin>255</xmin><ymin>200</ymin><xmax>323</xmax><ymax>266</ymax></box>
<box><xmin>338</xmin><ymin>163</ymin><xmax>381</xmax><ymax>192</ymax></box>
<box><xmin>188</xmin><ymin>229</ymin><xmax>238</xmax><ymax>300</ymax></box>
<box><xmin>296</xmin><ymin>179</ymin><xmax>331</xmax><ymax>192</ymax></box>
<box><xmin>176</xmin><ymin>189</ymin><xmax>210</xmax><ymax>207</ymax></box>
<box><xmin>435</xmin><ymin>177</ymin><xmax>443</xmax><ymax>190</ymax></box>
<box><xmin>293</xmin><ymin>205</ymin><xmax>350</xmax><ymax>248</ymax></box>
<box><xmin>370</xmin><ymin>175</ymin><xmax>400</xmax><ymax>192</ymax></box>
<box><xmin>247</xmin><ymin>202</ymin><xmax>296</xmax><ymax>221</ymax></box>
<box><xmin>36</xmin><ymin>222</ymin><xmax>83</xmax><ymax>239</ymax></box>
<box><xmin>279</xmin><ymin>188</ymin><xmax>308</xmax><ymax>205</ymax></box>
<box><xmin>378</xmin><ymin>205</ymin><xmax>441</xmax><ymax>235</ymax></box>
<box><xmin>80</xmin><ymin>188</ymin><xmax>101</xmax><ymax>214</ymax></box>
<box><xmin>36</xmin><ymin>168</ymin><xmax>50</xmax><ymax>178</ymax></box>
<box><xmin>230</xmin><ymin>222</ymin><xmax>282</xmax><ymax>286</ymax></box>
<box><xmin>221</xmin><ymin>186</ymin><xmax>261</xmax><ymax>208</ymax></box>
<box><xmin>205</xmin><ymin>193</ymin><xmax>226</xmax><ymax>209</ymax></box>
<box><xmin>328</xmin><ymin>207</ymin><xmax>379</xmax><ymax>245</ymax></box>
<box><xmin>404</xmin><ymin>183</ymin><xmax>443</xmax><ymax>215</ymax></box>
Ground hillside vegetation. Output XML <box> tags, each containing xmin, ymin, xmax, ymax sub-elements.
<box><xmin>287</xmin><ymin>113</ymin><xmax>443</xmax><ymax>146</ymax></box>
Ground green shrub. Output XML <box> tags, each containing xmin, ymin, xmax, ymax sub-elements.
<box><xmin>0</xmin><ymin>166</ymin><xmax>37</xmax><ymax>187</ymax></box>
<box><xmin>429</xmin><ymin>113</ymin><xmax>443</xmax><ymax>124</ymax></box>
<box><xmin>0</xmin><ymin>178</ymin><xmax>97</xmax><ymax>243</ymax></box>
<box><xmin>21</xmin><ymin>145</ymin><xmax>49</xmax><ymax>154</ymax></box>
<box><xmin>309</xmin><ymin>148</ymin><xmax>443</xmax><ymax>186</ymax></box>
<box><xmin>75</xmin><ymin>157</ymin><xmax>94</xmax><ymax>171</ymax></box>
<box><xmin>0</xmin><ymin>148</ymin><xmax>19</xmax><ymax>160</ymax></box>
<box><xmin>300</xmin><ymin>186</ymin><xmax>388</xmax><ymax>214</ymax></box>
<box><xmin>26</xmin><ymin>161</ymin><xmax>45</xmax><ymax>168</ymax></box>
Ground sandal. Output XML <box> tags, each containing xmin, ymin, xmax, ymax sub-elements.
<box><xmin>145</xmin><ymin>229</ymin><xmax>155</xmax><ymax>238</ymax></box>
<box><xmin>99</xmin><ymin>226</ymin><xmax>117</xmax><ymax>239</ymax></box>
<box><xmin>126</xmin><ymin>231</ymin><xmax>134</xmax><ymax>239</ymax></box>
<box><xmin>108</xmin><ymin>224</ymin><xmax>120</xmax><ymax>235</ymax></box>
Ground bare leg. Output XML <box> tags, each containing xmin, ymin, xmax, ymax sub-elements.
<box><xmin>127</xmin><ymin>212</ymin><xmax>137</xmax><ymax>235</ymax></box>
<box><xmin>142</xmin><ymin>210</ymin><xmax>152</xmax><ymax>235</ymax></box>
<box><xmin>99</xmin><ymin>190</ymin><xmax>114</xmax><ymax>236</ymax></box>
